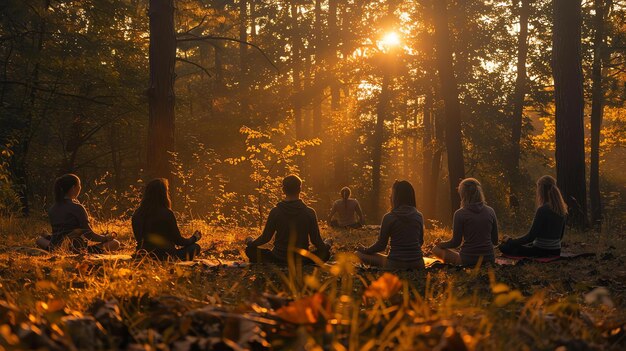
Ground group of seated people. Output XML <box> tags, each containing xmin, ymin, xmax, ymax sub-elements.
<box><xmin>35</xmin><ymin>172</ymin><xmax>568</xmax><ymax>268</ymax></box>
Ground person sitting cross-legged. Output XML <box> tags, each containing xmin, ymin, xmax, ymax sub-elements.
<box><xmin>355</xmin><ymin>180</ymin><xmax>425</xmax><ymax>270</ymax></box>
<box><xmin>499</xmin><ymin>175</ymin><xmax>567</xmax><ymax>258</ymax></box>
<box><xmin>245</xmin><ymin>175</ymin><xmax>332</xmax><ymax>265</ymax></box>
<box><xmin>432</xmin><ymin>178</ymin><xmax>498</xmax><ymax>266</ymax></box>
<box><xmin>328</xmin><ymin>186</ymin><xmax>364</xmax><ymax>229</ymax></box>
<box><xmin>36</xmin><ymin>174</ymin><xmax>120</xmax><ymax>253</ymax></box>
<box><xmin>131</xmin><ymin>178</ymin><xmax>201</xmax><ymax>261</ymax></box>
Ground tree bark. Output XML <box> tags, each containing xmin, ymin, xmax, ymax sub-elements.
<box><xmin>552</xmin><ymin>0</ymin><xmax>588</xmax><ymax>228</ymax></box>
<box><xmin>590</xmin><ymin>0</ymin><xmax>606</xmax><ymax>226</ymax></box>
<box><xmin>290</xmin><ymin>4</ymin><xmax>303</xmax><ymax>139</ymax></box>
<box><xmin>433</xmin><ymin>0</ymin><xmax>465</xmax><ymax>213</ymax></box>
<box><xmin>147</xmin><ymin>0</ymin><xmax>176</xmax><ymax>179</ymax></box>
<box><xmin>510</xmin><ymin>0</ymin><xmax>530</xmax><ymax>195</ymax></box>
<box><xmin>422</xmin><ymin>91</ymin><xmax>434</xmax><ymax>218</ymax></box>
<box><xmin>239</xmin><ymin>0</ymin><xmax>249</xmax><ymax>118</ymax></box>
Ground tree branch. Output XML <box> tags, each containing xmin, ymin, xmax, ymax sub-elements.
<box><xmin>176</xmin><ymin>57</ymin><xmax>212</xmax><ymax>77</ymax></box>
<box><xmin>177</xmin><ymin>35</ymin><xmax>280</xmax><ymax>73</ymax></box>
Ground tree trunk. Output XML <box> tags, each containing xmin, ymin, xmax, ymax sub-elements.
<box><xmin>590</xmin><ymin>0</ymin><xmax>606</xmax><ymax>226</ymax></box>
<box><xmin>147</xmin><ymin>0</ymin><xmax>176</xmax><ymax>179</ymax></box>
<box><xmin>552</xmin><ymin>0</ymin><xmax>588</xmax><ymax>228</ymax></box>
<box><xmin>433</xmin><ymin>0</ymin><xmax>465</xmax><ymax>213</ymax></box>
<box><xmin>371</xmin><ymin>71</ymin><xmax>391</xmax><ymax>220</ymax></box>
<box><xmin>422</xmin><ymin>91</ymin><xmax>434</xmax><ymax>218</ymax></box>
<box><xmin>239</xmin><ymin>0</ymin><xmax>249</xmax><ymax>119</ymax></box>
<box><xmin>510</xmin><ymin>0</ymin><xmax>529</xmax><ymax>195</ymax></box>
<box><xmin>290</xmin><ymin>4</ymin><xmax>303</xmax><ymax>139</ymax></box>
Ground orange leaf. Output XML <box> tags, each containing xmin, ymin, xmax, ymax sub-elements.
<box><xmin>275</xmin><ymin>293</ymin><xmax>326</xmax><ymax>324</ymax></box>
<box><xmin>364</xmin><ymin>273</ymin><xmax>402</xmax><ymax>299</ymax></box>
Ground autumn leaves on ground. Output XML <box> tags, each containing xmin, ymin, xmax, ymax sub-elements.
<box><xmin>0</xmin><ymin>218</ymin><xmax>624</xmax><ymax>350</ymax></box>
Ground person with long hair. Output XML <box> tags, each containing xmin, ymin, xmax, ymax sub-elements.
<box><xmin>131</xmin><ymin>178</ymin><xmax>201</xmax><ymax>260</ymax></box>
<box><xmin>355</xmin><ymin>180</ymin><xmax>425</xmax><ymax>269</ymax></box>
<box><xmin>328</xmin><ymin>187</ymin><xmax>364</xmax><ymax>229</ymax></box>
<box><xmin>432</xmin><ymin>178</ymin><xmax>498</xmax><ymax>266</ymax></box>
<box><xmin>499</xmin><ymin>175</ymin><xmax>568</xmax><ymax>257</ymax></box>
<box><xmin>245</xmin><ymin>175</ymin><xmax>332</xmax><ymax>265</ymax></box>
<box><xmin>35</xmin><ymin>174</ymin><xmax>120</xmax><ymax>253</ymax></box>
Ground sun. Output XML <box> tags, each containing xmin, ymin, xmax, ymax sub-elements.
<box><xmin>380</xmin><ymin>32</ymin><xmax>401</xmax><ymax>48</ymax></box>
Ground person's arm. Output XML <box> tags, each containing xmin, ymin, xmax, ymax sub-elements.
<box><xmin>510</xmin><ymin>208</ymin><xmax>543</xmax><ymax>245</ymax></box>
<box><xmin>249</xmin><ymin>209</ymin><xmax>277</xmax><ymax>247</ymax></box>
<box><xmin>361</xmin><ymin>214</ymin><xmax>392</xmax><ymax>254</ymax></box>
<box><xmin>491</xmin><ymin>210</ymin><xmax>499</xmax><ymax>246</ymax></box>
<box><xmin>76</xmin><ymin>204</ymin><xmax>109</xmax><ymax>243</ymax></box>
<box><xmin>165</xmin><ymin>210</ymin><xmax>197</xmax><ymax>247</ymax></box>
<box><xmin>437</xmin><ymin>211</ymin><xmax>463</xmax><ymax>249</ymax></box>
<box><xmin>309</xmin><ymin>210</ymin><xmax>328</xmax><ymax>250</ymax></box>
<box><xmin>355</xmin><ymin>200</ymin><xmax>364</xmax><ymax>224</ymax></box>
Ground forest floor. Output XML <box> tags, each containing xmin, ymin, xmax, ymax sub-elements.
<box><xmin>0</xmin><ymin>217</ymin><xmax>625</xmax><ymax>351</ymax></box>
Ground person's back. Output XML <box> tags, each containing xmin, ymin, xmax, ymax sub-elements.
<box><xmin>527</xmin><ymin>204</ymin><xmax>566</xmax><ymax>249</ymax></box>
<box><xmin>246</xmin><ymin>175</ymin><xmax>331</xmax><ymax>264</ymax></box>
<box><xmin>268</xmin><ymin>199</ymin><xmax>320</xmax><ymax>259</ymax></box>
<box><xmin>453</xmin><ymin>203</ymin><xmax>497</xmax><ymax>258</ymax></box>
<box><xmin>132</xmin><ymin>207</ymin><xmax>180</xmax><ymax>254</ymax></box>
<box><xmin>48</xmin><ymin>199</ymin><xmax>91</xmax><ymax>248</ymax></box>
<box><xmin>131</xmin><ymin>178</ymin><xmax>201</xmax><ymax>260</ymax></box>
<box><xmin>383</xmin><ymin>205</ymin><xmax>424</xmax><ymax>261</ymax></box>
<box><xmin>331</xmin><ymin>198</ymin><xmax>360</xmax><ymax>227</ymax></box>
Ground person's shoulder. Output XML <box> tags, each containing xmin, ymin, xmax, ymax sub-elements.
<box><xmin>484</xmin><ymin>205</ymin><xmax>497</xmax><ymax>216</ymax></box>
<box><xmin>68</xmin><ymin>200</ymin><xmax>88</xmax><ymax>214</ymax></box>
<box><xmin>536</xmin><ymin>204</ymin><xmax>552</xmax><ymax>215</ymax></box>
<box><xmin>306</xmin><ymin>206</ymin><xmax>317</xmax><ymax>216</ymax></box>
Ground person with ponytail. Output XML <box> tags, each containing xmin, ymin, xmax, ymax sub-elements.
<box><xmin>131</xmin><ymin>178</ymin><xmax>202</xmax><ymax>261</ymax></box>
<box><xmin>355</xmin><ymin>180</ymin><xmax>425</xmax><ymax>269</ymax></box>
<box><xmin>432</xmin><ymin>178</ymin><xmax>498</xmax><ymax>266</ymax></box>
<box><xmin>499</xmin><ymin>175</ymin><xmax>567</xmax><ymax>257</ymax></box>
<box><xmin>35</xmin><ymin>174</ymin><xmax>121</xmax><ymax>253</ymax></box>
<box><xmin>328</xmin><ymin>187</ymin><xmax>364</xmax><ymax>229</ymax></box>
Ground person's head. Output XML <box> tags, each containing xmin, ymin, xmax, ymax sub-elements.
<box><xmin>340</xmin><ymin>187</ymin><xmax>351</xmax><ymax>201</ymax></box>
<box><xmin>138</xmin><ymin>178</ymin><xmax>172</xmax><ymax>212</ymax></box>
<box><xmin>458</xmin><ymin>178</ymin><xmax>485</xmax><ymax>208</ymax></box>
<box><xmin>54</xmin><ymin>174</ymin><xmax>81</xmax><ymax>203</ymax></box>
<box><xmin>391</xmin><ymin>180</ymin><xmax>416</xmax><ymax>209</ymax></box>
<box><xmin>282</xmin><ymin>175</ymin><xmax>302</xmax><ymax>197</ymax></box>
<box><xmin>536</xmin><ymin>175</ymin><xmax>568</xmax><ymax>216</ymax></box>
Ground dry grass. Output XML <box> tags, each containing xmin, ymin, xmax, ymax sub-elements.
<box><xmin>0</xmin><ymin>216</ymin><xmax>625</xmax><ymax>350</ymax></box>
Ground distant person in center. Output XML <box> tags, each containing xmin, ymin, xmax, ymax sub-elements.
<box><xmin>328</xmin><ymin>187</ymin><xmax>364</xmax><ymax>229</ymax></box>
<box><xmin>355</xmin><ymin>180</ymin><xmax>425</xmax><ymax>269</ymax></box>
<box><xmin>35</xmin><ymin>174</ymin><xmax>121</xmax><ymax>253</ymax></box>
<box><xmin>131</xmin><ymin>178</ymin><xmax>202</xmax><ymax>261</ymax></box>
<box><xmin>499</xmin><ymin>175</ymin><xmax>567</xmax><ymax>258</ymax></box>
<box><xmin>432</xmin><ymin>178</ymin><xmax>498</xmax><ymax>266</ymax></box>
<box><xmin>245</xmin><ymin>175</ymin><xmax>332</xmax><ymax>265</ymax></box>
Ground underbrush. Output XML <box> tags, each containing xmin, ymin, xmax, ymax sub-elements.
<box><xmin>0</xmin><ymin>217</ymin><xmax>624</xmax><ymax>350</ymax></box>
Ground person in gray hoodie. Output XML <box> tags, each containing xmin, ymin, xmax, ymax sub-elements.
<box><xmin>356</xmin><ymin>180</ymin><xmax>425</xmax><ymax>269</ymax></box>
<box><xmin>245</xmin><ymin>175</ymin><xmax>332</xmax><ymax>265</ymax></box>
<box><xmin>432</xmin><ymin>178</ymin><xmax>498</xmax><ymax>266</ymax></box>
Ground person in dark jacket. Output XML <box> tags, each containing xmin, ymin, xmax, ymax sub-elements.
<box><xmin>432</xmin><ymin>178</ymin><xmax>498</xmax><ymax>266</ymax></box>
<box><xmin>35</xmin><ymin>174</ymin><xmax>120</xmax><ymax>253</ymax></box>
<box><xmin>245</xmin><ymin>175</ymin><xmax>332</xmax><ymax>265</ymax></box>
<box><xmin>499</xmin><ymin>175</ymin><xmax>567</xmax><ymax>257</ymax></box>
<box><xmin>131</xmin><ymin>178</ymin><xmax>201</xmax><ymax>261</ymax></box>
<box><xmin>356</xmin><ymin>180</ymin><xmax>425</xmax><ymax>269</ymax></box>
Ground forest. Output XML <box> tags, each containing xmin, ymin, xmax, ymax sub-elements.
<box><xmin>0</xmin><ymin>0</ymin><xmax>625</xmax><ymax>350</ymax></box>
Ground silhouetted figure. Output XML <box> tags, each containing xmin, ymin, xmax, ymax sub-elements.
<box><xmin>328</xmin><ymin>187</ymin><xmax>364</xmax><ymax>229</ymax></box>
<box><xmin>356</xmin><ymin>180</ymin><xmax>425</xmax><ymax>270</ymax></box>
<box><xmin>432</xmin><ymin>178</ymin><xmax>498</xmax><ymax>266</ymax></box>
<box><xmin>245</xmin><ymin>175</ymin><xmax>332</xmax><ymax>265</ymax></box>
<box><xmin>131</xmin><ymin>178</ymin><xmax>201</xmax><ymax>261</ymax></box>
<box><xmin>35</xmin><ymin>174</ymin><xmax>120</xmax><ymax>253</ymax></box>
<box><xmin>499</xmin><ymin>175</ymin><xmax>567</xmax><ymax>257</ymax></box>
